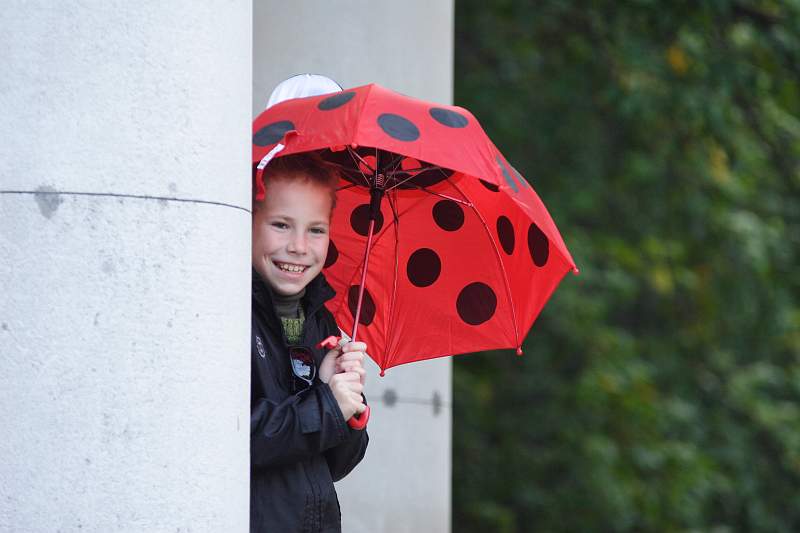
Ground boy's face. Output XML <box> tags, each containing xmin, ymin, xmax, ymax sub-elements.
<box><xmin>252</xmin><ymin>177</ymin><xmax>332</xmax><ymax>296</ymax></box>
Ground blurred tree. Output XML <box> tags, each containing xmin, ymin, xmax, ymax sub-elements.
<box><xmin>453</xmin><ymin>1</ymin><xmax>800</xmax><ymax>532</ymax></box>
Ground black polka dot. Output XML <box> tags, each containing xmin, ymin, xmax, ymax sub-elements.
<box><xmin>318</xmin><ymin>91</ymin><xmax>356</xmax><ymax>111</ymax></box>
<box><xmin>253</xmin><ymin>121</ymin><xmax>295</xmax><ymax>146</ymax></box>
<box><xmin>479</xmin><ymin>179</ymin><xmax>500</xmax><ymax>192</ymax></box>
<box><xmin>397</xmin><ymin>168</ymin><xmax>454</xmax><ymax>189</ymax></box>
<box><xmin>456</xmin><ymin>282</ymin><xmax>497</xmax><ymax>326</ymax></box>
<box><xmin>324</xmin><ymin>240</ymin><xmax>339</xmax><ymax>268</ymax></box>
<box><xmin>350</xmin><ymin>204</ymin><xmax>385</xmax><ymax>237</ymax></box>
<box><xmin>432</xmin><ymin>200</ymin><xmax>464</xmax><ymax>231</ymax></box>
<box><xmin>378</xmin><ymin>113</ymin><xmax>420</xmax><ymax>141</ymax></box>
<box><xmin>496</xmin><ymin>156</ymin><xmax>518</xmax><ymax>193</ymax></box>
<box><xmin>430</xmin><ymin>107</ymin><xmax>468</xmax><ymax>128</ymax></box>
<box><xmin>348</xmin><ymin>285</ymin><xmax>376</xmax><ymax>326</ymax></box>
<box><xmin>496</xmin><ymin>216</ymin><xmax>515</xmax><ymax>255</ymax></box>
<box><xmin>418</xmin><ymin>167</ymin><xmax>454</xmax><ymax>187</ymax></box>
<box><xmin>528</xmin><ymin>223</ymin><xmax>549</xmax><ymax>267</ymax></box>
<box><xmin>395</xmin><ymin>167</ymin><xmax>454</xmax><ymax>190</ymax></box>
<box><xmin>406</xmin><ymin>248</ymin><xmax>441</xmax><ymax>287</ymax></box>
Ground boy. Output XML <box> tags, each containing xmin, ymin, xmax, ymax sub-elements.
<box><xmin>250</xmin><ymin>152</ymin><xmax>369</xmax><ymax>533</ymax></box>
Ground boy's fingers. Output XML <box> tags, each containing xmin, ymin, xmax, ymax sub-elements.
<box><xmin>329</xmin><ymin>373</ymin><xmax>357</xmax><ymax>388</ymax></box>
<box><xmin>342</xmin><ymin>381</ymin><xmax>363</xmax><ymax>394</ymax></box>
<box><xmin>340</xmin><ymin>363</ymin><xmax>365</xmax><ymax>375</ymax></box>
<box><xmin>322</xmin><ymin>347</ymin><xmax>343</xmax><ymax>364</ymax></box>
<box><xmin>338</xmin><ymin>351</ymin><xmax>365</xmax><ymax>362</ymax></box>
<box><xmin>338</xmin><ymin>357</ymin><xmax>364</xmax><ymax>370</ymax></box>
<box><xmin>342</xmin><ymin>341</ymin><xmax>367</xmax><ymax>353</ymax></box>
<box><xmin>354</xmin><ymin>366</ymin><xmax>367</xmax><ymax>385</ymax></box>
<box><xmin>349</xmin><ymin>390</ymin><xmax>364</xmax><ymax>402</ymax></box>
<box><xmin>341</xmin><ymin>364</ymin><xmax>365</xmax><ymax>377</ymax></box>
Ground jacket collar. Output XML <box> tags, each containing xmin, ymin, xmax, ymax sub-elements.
<box><xmin>251</xmin><ymin>268</ymin><xmax>336</xmax><ymax>319</ymax></box>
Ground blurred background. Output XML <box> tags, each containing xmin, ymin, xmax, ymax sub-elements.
<box><xmin>452</xmin><ymin>1</ymin><xmax>800</xmax><ymax>532</ymax></box>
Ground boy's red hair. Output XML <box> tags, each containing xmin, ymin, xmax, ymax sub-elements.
<box><xmin>253</xmin><ymin>153</ymin><xmax>339</xmax><ymax>210</ymax></box>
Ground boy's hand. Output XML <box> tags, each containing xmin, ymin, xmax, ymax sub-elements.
<box><xmin>337</xmin><ymin>341</ymin><xmax>367</xmax><ymax>386</ymax></box>
<box><xmin>319</xmin><ymin>341</ymin><xmax>368</xmax><ymax>386</ymax></box>
<box><xmin>318</xmin><ymin>340</ymin><xmax>369</xmax><ymax>422</ymax></box>
<box><xmin>328</xmin><ymin>372</ymin><xmax>366</xmax><ymax>420</ymax></box>
<box><xmin>318</xmin><ymin>346</ymin><xmax>340</xmax><ymax>384</ymax></box>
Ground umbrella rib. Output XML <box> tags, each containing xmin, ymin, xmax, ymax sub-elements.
<box><xmin>326</xmin><ymin>161</ymin><xmax>371</xmax><ymax>187</ymax></box>
<box><xmin>384</xmin><ymin>173</ymin><xmax>421</xmax><ymax>191</ymax></box>
<box><xmin>384</xmin><ymin>190</ymin><xmax>402</xmax><ymax>371</ymax></box>
<box><xmin>448</xmin><ymin>178</ymin><xmax>521</xmax><ymax>352</ymax></box>
<box><xmin>385</xmin><ymin>165</ymin><xmax>426</xmax><ymax>174</ymax></box>
<box><xmin>346</xmin><ymin>146</ymin><xmax>374</xmax><ymax>188</ymax></box>
<box><xmin>347</xmin><ymin>147</ymin><xmax>375</xmax><ymax>173</ymax></box>
<box><xmin>385</xmin><ymin>154</ymin><xmax>406</xmax><ymax>189</ymax></box>
<box><xmin>336</xmin><ymin>183</ymin><xmax>359</xmax><ymax>192</ymax></box>
<box><xmin>387</xmin><ymin>152</ymin><xmax>405</xmax><ymax>173</ymax></box>
<box><xmin>384</xmin><ymin>166</ymin><xmax>452</xmax><ymax>193</ymax></box>
<box><xmin>397</xmin><ymin>184</ymin><xmax>473</xmax><ymax>206</ymax></box>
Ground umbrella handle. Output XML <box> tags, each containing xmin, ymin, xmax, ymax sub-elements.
<box><xmin>316</xmin><ymin>336</ymin><xmax>340</xmax><ymax>350</ymax></box>
<box><xmin>316</xmin><ymin>336</ymin><xmax>370</xmax><ymax>430</ymax></box>
<box><xmin>348</xmin><ymin>405</ymin><xmax>370</xmax><ymax>430</ymax></box>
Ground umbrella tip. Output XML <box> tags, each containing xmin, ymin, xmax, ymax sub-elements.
<box><xmin>379</xmin><ymin>369</ymin><xmax>386</xmax><ymax>377</ymax></box>
<box><xmin>516</xmin><ymin>347</ymin><xmax>523</xmax><ymax>356</ymax></box>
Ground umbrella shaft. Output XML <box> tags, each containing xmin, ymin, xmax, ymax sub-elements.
<box><xmin>350</xmin><ymin>218</ymin><xmax>375</xmax><ymax>342</ymax></box>
<box><xmin>351</xmin><ymin>187</ymin><xmax>384</xmax><ymax>342</ymax></box>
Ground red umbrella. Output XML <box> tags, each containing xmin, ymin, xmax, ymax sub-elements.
<box><xmin>253</xmin><ymin>83</ymin><xmax>578</xmax><ymax>378</ymax></box>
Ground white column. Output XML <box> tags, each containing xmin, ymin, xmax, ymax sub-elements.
<box><xmin>254</xmin><ymin>3</ymin><xmax>454</xmax><ymax>532</ymax></box>
<box><xmin>0</xmin><ymin>2</ymin><xmax>252</xmax><ymax>532</ymax></box>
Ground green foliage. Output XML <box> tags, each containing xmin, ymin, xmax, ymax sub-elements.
<box><xmin>453</xmin><ymin>1</ymin><xmax>800</xmax><ymax>531</ymax></box>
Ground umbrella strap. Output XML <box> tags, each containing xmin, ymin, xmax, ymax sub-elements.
<box><xmin>253</xmin><ymin>131</ymin><xmax>297</xmax><ymax>201</ymax></box>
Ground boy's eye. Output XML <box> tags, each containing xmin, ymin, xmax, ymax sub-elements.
<box><xmin>310</xmin><ymin>227</ymin><xmax>328</xmax><ymax>235</ymax></box>
<box><xmin>271</xmin><ymin>222</ymin><xmax>289</xmax><ymax>230</ymax></box>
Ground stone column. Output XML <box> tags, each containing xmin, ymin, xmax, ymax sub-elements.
<box><xmin>0</xmin><ymin>2</ymin><xmax>252</xmax><ymax>531</ymax></box>
<box><xmin>253</xmin><ymin>2</ymin><xmax>454</xmax><ymax>532</ymax></box>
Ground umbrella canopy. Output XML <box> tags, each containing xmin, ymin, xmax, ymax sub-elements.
<box><xmin>253</xmin><ymin>83</ymin><xmax>578</xmax><ymax>374</ymax></box>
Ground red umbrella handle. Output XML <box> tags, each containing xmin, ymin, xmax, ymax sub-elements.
<box><xmin>317</xmin><ymin>335</ymin><xmax>370</xmax><ymax>430</ymax></box>
<box><xmin>348</xmin><ymin>405</ymin><xmax>370</xmax><ymax>430</ymax></box>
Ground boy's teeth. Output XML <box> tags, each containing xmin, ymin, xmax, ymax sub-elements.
<box><xmin>277</xmin><ymin>262</ymin><xmax>306</xmax><ymax>273</ymax></box>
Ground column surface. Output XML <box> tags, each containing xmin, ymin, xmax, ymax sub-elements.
<box><xmin>1</xmin><ymin>2</ymin><xmax>252</xmax><ymax>531</ymax></box>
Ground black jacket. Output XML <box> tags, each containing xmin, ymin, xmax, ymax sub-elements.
<box><xmin>250</xmin><ymin>270</ymin><xmax>369</xmax><ymax>533</ymax></box>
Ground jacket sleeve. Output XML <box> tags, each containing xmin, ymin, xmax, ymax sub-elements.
<box><xmin>250</xmin><ymin>381</ymin><xmax>351</xmax><ymax>468</ymax></box>
<box><xmin>323</xmin><ymin>396</ymin><xmax>369</xmax><ymax>481</ymax></box>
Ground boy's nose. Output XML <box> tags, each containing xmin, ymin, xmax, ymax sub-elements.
<box><xmin>287</xmin><ymin>232</ymin><xmax>307</xmax><ymax>254</ymax></box>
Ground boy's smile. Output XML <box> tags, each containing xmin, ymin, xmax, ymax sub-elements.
<box><xmin>252</xmin><ymin>178</ymin><xmax>332</xmax><ymax>296</ymax></box>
